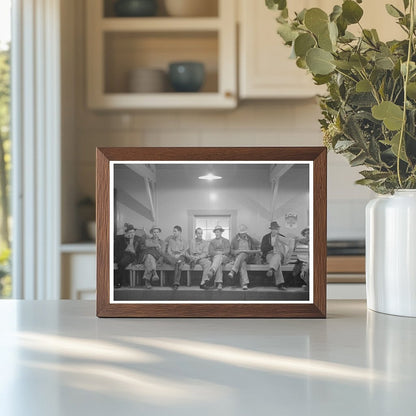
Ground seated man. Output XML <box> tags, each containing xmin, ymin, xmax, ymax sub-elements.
<box><xmin>186</xmin><ymin>227</ymin><xmax>212</xmax><ymax>290</ymax></box>
<box><xmin>228</xmin><ymin>224</ymin><xmax>259</xmax><ymax>290</ymax></box>
<box><xmin>207</xmin><ymin>225</ymin><xmax>231</xmax><ymax>291</ymax></box>
<box><xmin>164</xmin><ymin>225</ymin><xmax>187</xmax><ymax>290</ymax></box>
<box><xmin>261</xmin><ymin>221</ymin><xmax>294</xmax><ymax>290</ymax></box>
<box><xmin>290</xmin><ymin>227</ymin><xmax>310</xmax><ymax>289</ymax></box>
<box><xmin>114</xmin><ymin>223</ymin><xmax>143</xmax><ymax>288</ymax></box>
<box><xmin>141</xmin><ymin>225</ymin><xmax>165</xmax><ymax>289</ymax></box>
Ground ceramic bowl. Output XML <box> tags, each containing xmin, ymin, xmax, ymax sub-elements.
<box><xmin>168</xmin><ymin>62</ymin><xmax>205</xmax><ymax>92</ymax></box>
<box><xmin>114</xmin><ymin>0</ymin><xmax>158</xmax><ymax>17</ymax></box>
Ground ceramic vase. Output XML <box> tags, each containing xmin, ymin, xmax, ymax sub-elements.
<box><xmin>366</xmin><ymin>190</ymin><xmax>416</xmax><ymax>317</ymax></box>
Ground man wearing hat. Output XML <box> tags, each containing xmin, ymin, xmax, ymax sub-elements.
<box><xmin>114</xmin><ymin>223</ymin><xmax>143</xmax><ymax>288</ymax></box>
<box><xmin>207</xmin><ymin>225</ymin><xmax>231</xmax><ymax>290</ymax></box>
<box><xmin>260</xmin><ymin>221</ymin><xmax>292</xmax><ymax>290</ymax></box>
<box><xmin>228</xmin><ymin>224</ymin><xmax>259</xmax><ymax>290</ymax></box>
<box><xmin>141</xmin><ymin>225</ymin><xmax>165</xmax><ymax>289</ymax></box>
<box><xmin>186</xmin><ymin>227</ymin><xmax>212</xmax><ymax>290</ymax></box>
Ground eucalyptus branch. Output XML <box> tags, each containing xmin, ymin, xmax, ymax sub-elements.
<box><xmin>397</xmin><ymin>0</ymin><xmax>415</xmax><ymax>188</ymax></box>
<box><xmin>358</xmin><ymin>69</ymin><xmax>381</xmax><ymax>104</ymax></box>
<box><xmin>334</xmin><ymin>68</ymin><xmax>359</xmax><ymax>84</ymax></box>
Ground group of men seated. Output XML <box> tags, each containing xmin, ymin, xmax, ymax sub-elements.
<box><xmin>114</xmin><ymin>221</ymin><xmax>309</xmax><ymax>291</ymax></box>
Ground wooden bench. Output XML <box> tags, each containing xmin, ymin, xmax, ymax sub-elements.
<box><xmin>124</xmin><ymin>249</ymin><xmax>308</xmax><ymax>287</ymax></box>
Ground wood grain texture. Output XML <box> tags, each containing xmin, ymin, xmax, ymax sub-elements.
<box><xmin>96</xmin><ymin>147</ymin><xmax>327</xmax><ymax>318</ymax></box>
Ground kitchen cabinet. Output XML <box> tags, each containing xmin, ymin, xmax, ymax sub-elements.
<box><xmin>238</xmin><ymin>0</ymin><xmax>325</xmax><ymax>99</ymax></box>
<box><xmin>86</xmin><ymin>0</ymin><xmax>237</xmax><ymax>109</ymax></box>
<box><xmin>238</xmin><ymin>0</ymin><xmax>404</xmax><ymax>99</ymax></box>
<box><xmin>61</xmin><ymin>244</ymin><xmax>96</xmax><ymax>300</ymax></box>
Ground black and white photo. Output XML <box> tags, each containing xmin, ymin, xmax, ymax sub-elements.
<box><xmin>110</xmin><ymin>162</ymin><xmax>313</xmax><ymax>303</ymax></box>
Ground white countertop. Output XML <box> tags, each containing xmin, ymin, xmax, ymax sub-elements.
<box><xmin>0</xmin><ymin>300</ymin><xmax>415</xmax><ymax>415</ymax></box>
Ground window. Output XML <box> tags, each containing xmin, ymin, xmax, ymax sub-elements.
<box><xmin>194</xmin><ymin>215</ymin><xmax>231</xmax><ymax>240</ymax></box>
<box><xmin>0</xmin><ymin>0</ymin><xmax>11</xmax><ymax>298</ymax></box>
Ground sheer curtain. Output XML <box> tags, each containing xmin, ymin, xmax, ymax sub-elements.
<box><xmin>12</xmin><ymin>0</ymin><xmax>61</xmax><ymax>299</ymax></box>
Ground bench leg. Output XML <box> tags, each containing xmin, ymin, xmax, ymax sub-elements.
<box><xmin>187</xmin><ymin>270</ymin><xmax>190</xmax><ymax>287</ymax></box>
<box><xmin>161</xmin><ymin>271</ymin><xmax>165</xmax><ymax>287</ymax></box>
<box><xmin>129</xmin><ymin>270</ymin><xmax>135</xmax><ymax>288</ymax></box>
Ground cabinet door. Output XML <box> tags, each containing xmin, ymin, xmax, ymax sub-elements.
<box><xmin>62</xmin><ymin>253</ymin><xmax>96</xmax><ymax>300</ymax></box>
<box><xmin>239</xmin><ymin>0</ymin><xmax>404</xmax><ymax>99</ymax></box>
<box><xmin>239</xmin><ymin>0</ymin><xmax>325</xmax><ymax>99</ymax></box>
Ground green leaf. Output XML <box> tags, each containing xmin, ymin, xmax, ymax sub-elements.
<box><xmin>266</xmin><ymin>0</ymin><xmax>287</xmax><ymax>11</ymax></box>
<box><xmin>384</xmin><ymin>132</ymin><xmax>409</xmax><ymax>162</ymax></box>
<box><xmin>339</xmin><ymin>31</ymin><xmax>356</xmax><ymax>43</ymax></box>
<box><xmin>355</xmin><ymin>178</ymin><xmax>377</xmax><ymax>186</ymax></box>
<box><xmin>277</xmin><ymin>23</ymin><xmax>298</xmax><ymax>43</ymax></box>
<box><xmin>372</xmin><ymin>101</ymin><xmax>404</xmax><ymax>131</ymax></box>
<box><xmin>350</xmin><ymin>152</ymin><xmax>367</xmax><ymax>167</ymax></box>
<box><xmin>318</xmin><ymin>27</ymin><xmax>334</xmax><ymax>52</ymax></box>
<box><xmin>385</xmin><ymin>4</ymin><xmax>404</xmax><ymax>18</ymax></box>
<box><xmin>360</xmin><ymin>170</ymin><xmax>391</xmax><ymax>180</ymax></box>
<box><xmin>403</xmin><ymin>0</ymin><xmax>410</xmax><ymax>10</ymax></box>
<box><xmin>294</xmin><ymin>33</ymin><xmax>316</xmax><ymax>58</ymax></box>
<box><xmin>313</xmin><ymin>74</ymin><xmax>332</xmax><ymax>85</ymax></box>
<box><xmin>356</xmin><ymin>79</ymin><xmax>372</xmax><ymax>92</ymax></box>
<box><xmin>336</xmin><ymin>15</ymin><xmax>348</xmax><ymax>36</ymax></box>
<box><xmin>328</xmin><ymin>21</ymin><xmax>338</xmax><ymax>44</ymax></box>
<box><xmin>333</xmin><ymin>60</ymin><xmax>352</xmax><ymax>70</ymax></box>
<box><xmin>363</xmin><ymin>29</ymin><xmax>376</xmax><ymax>46</ymax></box>
<box><xmin>330</xmin><ymin>5</ymin><xmax>342</xmax><ymax>22</ymax></box>
<box><xmin>334</xmin><ymin>140</ymin><xmax>355</xmax><ymax>151</ymax></box>
<box><xmin>375</xmin><ymin>55</ymin><xmax>395</xmax><ymax>70</ymax></box>
<box><xmin>296</xmin><ymin>8</ymin><xmax>307</xmax><ymax>23</ymax></box>
<box><xmin>296</xmin><ymin>57</ymin><xmax>308</xmax><ymax>69</ymax></box>
<box><xmin>306</xmin><ymin>48</ymin><xmax>335</xmax><ymax>75</ymax></box>
<box><xmin>304</xmin><ymin>8</ymin><xmax>329</xmax><ymax>35</ymax></box>
<box><xmin>342</xmin><ymin>0</ymin><xmax>364</xmax><ymax>24</ymax></box>
<box><xmin>407</xmin><ymin>82</ymin><xmax>416</xmax><ymax>99</ymax></box>
<box><xmin>350</xmin><ymin>54</ymin><xmax>368</xmax><ymax>70</ymax></box>
<box><xmin>371</xmin><ymin>29</ymin><xmax>380</xmax><ymax>43</ymax></box>
<box><xmin>344</xmin><ymin>114</ymin><xmax>367</xmax><ymax>147</ymax></box>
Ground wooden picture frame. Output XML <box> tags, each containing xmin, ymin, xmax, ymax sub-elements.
<box><xmin>96</xmin><ymin>147</ymin><xmax>327</xmax><ymax>318</ymax></box>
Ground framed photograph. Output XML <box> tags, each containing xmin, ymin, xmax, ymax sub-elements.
<box><xmin>96</xmin><ymin>147</ymin><xmax>327</xmax><ymax>318</ymax></box>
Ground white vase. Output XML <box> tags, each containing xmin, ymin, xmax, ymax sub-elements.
<box><xmin>366</xmin><ymin>190</ymin><xmax>416</xmax><ymax>317</ymax></box>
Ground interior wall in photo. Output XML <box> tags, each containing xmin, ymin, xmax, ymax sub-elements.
<box><xmin>114</xmin><ymin>163</ymin><xmax>309</xmax><ymax>242</ymax></box>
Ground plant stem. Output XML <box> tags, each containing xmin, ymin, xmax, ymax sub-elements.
<box><xmin>397</xmin><ymin>0</ymin><xmax>415</xmax><ymax>188</ymax></box>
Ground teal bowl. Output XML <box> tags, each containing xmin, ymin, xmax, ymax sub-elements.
<box><xmin>168</xmin><ymin>62</ymin><xmax>205</xmax><ymax>93</ymax></box>
<box><xmin>114</xmin><ymin>0</ymin><xmax>157</xmax><ymax>17</ymax></box>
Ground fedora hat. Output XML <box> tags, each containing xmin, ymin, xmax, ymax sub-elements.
<box><xmin>238</xmin><ymin>224</ymin><xmax>248</xmax><ymax>234</ymax></box>
<box><xmin>150</xmin><ymin>225</ymin><xmax>162</xmax><ymax>233</ymax></box>
<box><xmin>213</xmin><ymin>225</ymin><xmax>224</xmax><ymax>233</ymax></box>
<box><xmin>124</xmin><ymin>223</ymin><xmax>137</xmax><ymax>232</ymax></box>
<box><xmin>269</xmin><ymin>221</ymin><xmax>280</xmax><ymax>230</ymax></box>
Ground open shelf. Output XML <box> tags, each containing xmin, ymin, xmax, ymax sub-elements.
<box><xmin>104</xmin><ymin>31</ymin><xmax>218</xmax><ymax>94</ymax></box>
<box><xmin>101</xmin><ymin>17</ymin><xmax>221</xmax><ymax>31</ymax></box>
<box><xmin>103</xmin><ymin>0</ymin><xmax>219</xmax><ymax>18</ymax></box>
<box><xmin>87</xmin><ymin>0</ymin><xmax>236</xmax><ymax>109</ymax></box>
